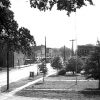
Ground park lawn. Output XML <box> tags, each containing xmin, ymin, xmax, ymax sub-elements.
<box><xmin>16</xmin><ymin>75</ymin><xmax>100</xmax><ymax>100</ymax></box>
<box><xmin>1</xmin><ymin>74</ymin><xmax>42</xmax><ymax>92</ymax></box>
<box><xmin>46</xmin><ymin>74</ymin><xmax>86</xmax><ymax>81</ymax></box>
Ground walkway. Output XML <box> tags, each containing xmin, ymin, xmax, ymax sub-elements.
<box><xmin>0</xmin><ymin>64</ymin><xmax>56</xmax><ymax>100</ymax></box>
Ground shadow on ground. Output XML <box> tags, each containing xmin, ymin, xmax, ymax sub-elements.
<box><xmin>79</xmin><ymin>88</ymin><xmax>100</xmax><ymax>97</ymax></box>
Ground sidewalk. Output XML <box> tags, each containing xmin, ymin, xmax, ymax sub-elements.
<box><xmin>0</xmin><ymin>71</ymin><xmax>56</xmax><ymax>100</ymax></box>
<box><xmin>0</xmin><ymin>63</ymin><xmax>38</xmax><ymax>88</ymax></box>
<box><xmin>0</xmin><ymin>64</ymin><xmax>32</xmax><ymax>73</ymax></box>
<box><xmin>1</xmin><ymin>72</ymin><xmax>100</xmax><ymax>100</ymax></box>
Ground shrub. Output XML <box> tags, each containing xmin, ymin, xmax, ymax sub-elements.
<box><xmin>58</xmin><ymin>69</ymin><xmax>66</xmax><ymax>76</ymax></box>
<box><xmin>51</xmin><ymin>56</ymin><xmax>63</xmax><ymax>71</ymax></box>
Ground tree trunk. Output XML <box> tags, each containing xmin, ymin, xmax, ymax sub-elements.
<box><xmin>43</xmin><ymin>74</ymin><xmax>45</xmax><ymax>82</ymax></box>
<box><xmin>99</xmin><ymin>79</ymin><xmax>100</xmax><ymax>90</ymax></box>
<box><xmin>7</xmin><ymin>49</ymin><xmax>9</xmax><ymax>90</ymax></box>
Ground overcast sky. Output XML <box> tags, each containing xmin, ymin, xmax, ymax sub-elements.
<box><xmin>10</xmin><ymin>0</ymin><xmax>100</xmax><ymax>50</ymax></box>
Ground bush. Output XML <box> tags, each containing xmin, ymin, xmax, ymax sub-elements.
<box><xmin>51</xmin><ymin>56</ymin><xmax>63</xmax><ymax>71</ymax></box>
<box><xmin>38</xmin><ymin>62</ymin><xmax>47</xmax><ymax>75</ymax></box>
<box><xmin>58</xmin><ymin>69</ymin><xmax>66</xmax><ymax>76</ymax></box>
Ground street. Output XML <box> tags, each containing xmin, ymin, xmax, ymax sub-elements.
<box><xmin>0</xmin><ymin>63</ymin><xmax>56</xmax><ymax>100</ymax></box>
<box><xmin>0</xmin><ymin>64</ymin><xmax>38</xmax><ymax>88</ymax></box>
<box><xmin>0</xmin><ymin>63</ymin><xmax>55</xmax><ymax>88</ymax></box>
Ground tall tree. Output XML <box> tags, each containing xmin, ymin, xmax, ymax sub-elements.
<box><xmin>51</xmin><ymin>56</ymin><xmax>63</xmax><ymax>72</ymax></box>
<box><xmin>0</xmin><ymin>0</ymin><xmax>35</xmax><ymax>90</ymax></box>
<box><xmin>29</xmin><ymin>0</ymin><xmax>93</xmax><ymax>15</ymax></box>
<box><xmin>59</xmin><ymin>46</ymin><xmax>71</xmax><ymax>61</ymax></box>
<box><xmin>18</xmin><ymin>27</ymin><xmax>35</xmax><ymax>55</ymax></box>
<box><xmin>66</xmin><ymin>57</ymin><xmax>83</xmax><ymax>74</ymax></box>
<box><xmin>84</xmin><ymin>46</ymin><xmax>100</xmax><ymax>89</ymax></box>
<box><xmin>38</xmin><ymin>61</ymin><xmax>48</xmax><ymax>82</ymax></box>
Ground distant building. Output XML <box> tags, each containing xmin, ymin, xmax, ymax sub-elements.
<box><xmin>33</xmin><ymin>45</ymin><xmax>53</xmax><ymax>61</ymax></box>
<box><xmin>0</xmin><ymin>41</ymin><xmax>27</xmax><ymax>68</ymax></box>
<box><xmin>77</xmin><ymin>44</ymin><xmax>95</xmax><ymax>57</ymax></box>
<box><xmin>14</xmin><ymin>51</ymin><xmax>26</xmax><ymax>67</ymax></box>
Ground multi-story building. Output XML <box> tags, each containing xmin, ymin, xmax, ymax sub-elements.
<box><xmin>34</xmin><ymin>45</ymin><xmax>53</xmax><ymax>61</ymax></box>
<box><xmin>77</xmin><ymin>44</ymin><xmax>95</xmax><ymax>57</ymax></box>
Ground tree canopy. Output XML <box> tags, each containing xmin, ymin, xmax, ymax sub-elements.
<box><xmin>84</xmin><ymin>46</ymin><xmax>100</xmax><ymax>80</ymax></box>
<box><xmin>30</xmin><ymin>0</ymin><xmax>93</xmax><ymax>15</ymax></box>
<box><xmin>59</xmin><ymin>46</ymin><xmax>71</xmax><ymax>60</ymax></box>
<box><xmin>51</xmin><ymin>56</ymin><xmax>63</xmax><ymax>71</ymax></box>
<box><xmin>84</xmin><ymin>46</ymin><xmax>100</xmax><ymax>89</ymax></box>
<box><xmin>0</xmin><ymin>0</ymin><xmax>35</xmax><ymax>55</ymax></box>
<box><xmin>66</xmin><ymin>57</ymin><xmax>83</xmax><ymax>74</ymax></box>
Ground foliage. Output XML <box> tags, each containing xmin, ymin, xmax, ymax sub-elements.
<box><xmin>52</xmin><ymin>48</ymin><xmax>60</xmax><ymax>57</ymax></box>
<box><xmin>51</xmin><ymin>56</ymin><xmax>63</xmax><ymax>71</ymax></box>
<box><xmin>66</xmin><ymin>57</ymin><xmax>83</xmax><ymax>74</ymax></box>
<box><xmin>38</xmin><ymin>61</ymin><xmax>48</xmax><ymax>75</ymax></box>
<box><xmin>84</xmin><ymin>46</ymin><xmax>100</xmax><ymax>80</ymax></box>
<box><xmin>0</xmin><ymin>0</ymin><xmax>36</xmax><ymax>55</ymax></box>
<box><xmin>18</xmin><ymin>27</ymin><xmax>35</xmax><ymax>55</ymax></box>
<box><xmin>59</xmin><ymin>46</ymin><xmax>71</xmax><ymax>61</ymax></box>
<box><xmin>30</xmin><ymin>0</ymin><xmax>93</xmax><ymax>16</ymax></box>
<box><xmin>57</xmin><ymin>69</ymin><xmax>66</xmax><ymax>75</ymax></box>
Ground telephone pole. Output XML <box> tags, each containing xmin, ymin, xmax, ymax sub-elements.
<box><xmin>45</xmin><ymin>36</ymin><xmax>46</xmax><ymax>64</ymax></box>
<box><xmin>70</xmin><ymin>39</ymin><xmax>78</xmax><ymax>85</ymax></box>
<box><xmin>70</xmin><ymin>39</ymin><xmax>75</xmax><ymax>57</ymax></box>
<box><xmin>64</xmin><ymin>45</ymin><xmax>66</xmax><ymax>66</ymax></box>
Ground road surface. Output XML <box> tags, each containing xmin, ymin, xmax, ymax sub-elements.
<box><xmin>0</xmin><ymin>63</ymin><xmax>55</xmax><ymax>88</ymax></box>
<box><xmin>0</xmin><ymin>64</ymin><xmax>38</xmax><ymax>88</ymax></box>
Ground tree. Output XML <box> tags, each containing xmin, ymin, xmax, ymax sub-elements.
<box><xmin>51</xmin><ymin>56</ymin><xmax>63</xmax><ymax>72</ymax></box>
<box><xmin>30</xmin><ymin>0</ymin><xmax>93</xmax><ymax>16</ymax></box>
<box><xmin>84</xmin><ymin>46</ymin><xmax>100</xmax><ymax>89</ymax></box>
<box><xmin>18</xmin><ymin>27</ymin><xmax>35</xmax><ymax>55</ymax></box>
<box><xmin>59</xmin><ymin>46</ymin><xmax>71</xmax><ymax>61</ymax></box>
<box><xmin>0</xmin><ymin>0</ymin><xmax>35</xmax><ymax>90</ymax></box>
<box><xmin>38</xmin><ymin>61</ymin><xmax>48</xmax><ymax>82</ymax></box>
<box><xmin>66</xmin><ymin>57</ymin><xmax>83</xmax><ymax>74</ymax></box>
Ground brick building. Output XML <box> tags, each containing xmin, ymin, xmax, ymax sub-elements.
<box><xmin>33</xmin><ymin>45</ymin><xmax>53</xmax><ymax>61</ymax></box>
<box><xmin>77</xmin><ymin>44</ymin><xmax>95</xmax><ymax>57</ymax></box>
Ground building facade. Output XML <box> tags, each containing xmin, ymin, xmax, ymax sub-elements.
<box><xmin>0</xmin><ymin>42</ymin><xmax>27</xmax><ymax>68</ymax></box>
<box><xmin>77</xmin><ymin>44</ymin><xmax>95</xmax><ymax>57</ymax></box>
<box><xmin>34</xmin><ymin>45</ymin><xmax>53</xmax><ymax>61</ymax></box>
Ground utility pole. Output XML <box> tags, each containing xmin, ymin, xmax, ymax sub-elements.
<box><xmin>41</xmin><ymin>44</ymin><xmax>42</xmax><ymax>60</ymax></box>
<box><xmin>64</xmin><ymin>45</ymin><xmax>66</xmax><ymax>67</ymax></box>
<box><xmin>43</xmin><ymin>36</ymin><xmax>46</xmax><ymax>82</ymax></box>
<box><xmin>6</xmin><ymin>43</ymin><xmax>9</xmax><ymax>90</ymax></box>
<box><xmin>45</xmin><ymin>36</ymin><xmax>46</xmax><ymax>64</ymax></box>
<box><xmin>70</xmin><ymin>39</ymin><xmax>77</xmax><ymax>85</ymax></box>
<box><xmin>70</xmin><ymin>39</ymin><xmax>75</xmax><ymax>57</ymax></box>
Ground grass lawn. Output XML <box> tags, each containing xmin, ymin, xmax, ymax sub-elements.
<box><xmin>16</xmin><ymin>75</ymin><xmax>100</xmax><ymax>100</ymax></box>
<box><xmin>1</xmin><ymin>74</ymin><xmax>42</xmax><ymax>92</ymax></box>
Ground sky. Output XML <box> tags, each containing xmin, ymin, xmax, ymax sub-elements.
<box><xmin>10</xmin><ymin>0</ymin><xmax>100</xmax><ymax>50</ymax></box>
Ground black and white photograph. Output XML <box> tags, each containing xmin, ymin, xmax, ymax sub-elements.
<box><xmin>0</xmin><ymin>0</ymin><xmax>100</xmax><ymax>100</ymax></box>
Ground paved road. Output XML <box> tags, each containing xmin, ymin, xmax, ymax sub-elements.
<box><xmin>0</xmin><ymin>64</ymin><xmax>38</xmax><ymax>88</ymax></box>
<box><xmin>0</xmin><ymin>63</ymin><xmax>55</xmax><ymax>88</ymax></box>
<box><xmin>0</xmin><ymin>63</ymin><xmax>56</xmax><ymax>100</ymax></box>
